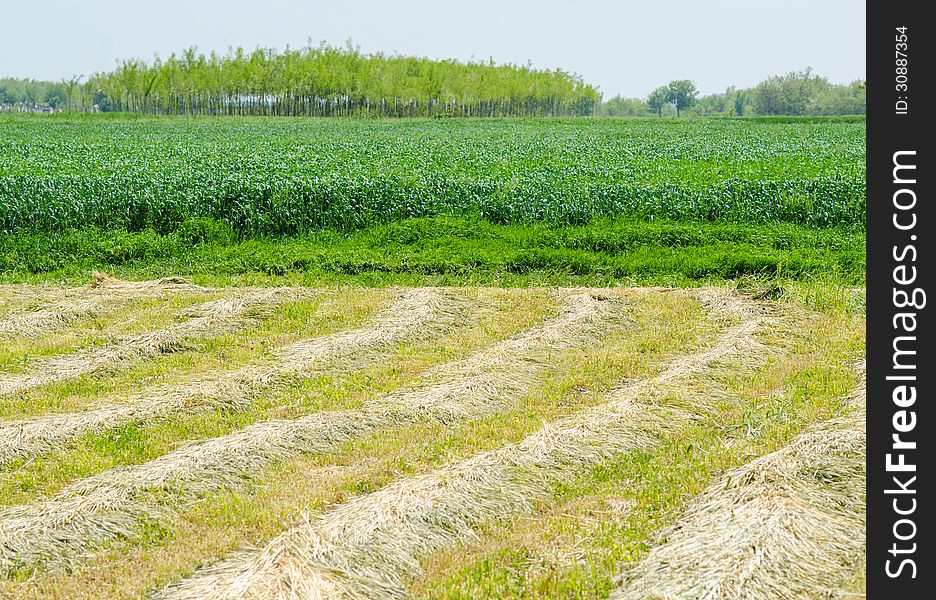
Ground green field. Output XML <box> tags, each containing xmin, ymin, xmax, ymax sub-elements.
<box><xmin>0</xmin><ymin>114</ymin><xmax>866</xmax><ymax>599</ymax></box>
<box><xmin>0</xmin><ymin>115</ymin><xmax>865</xmax><ymax>285</ymax></box>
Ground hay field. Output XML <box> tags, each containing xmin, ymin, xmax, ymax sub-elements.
<box><xmin>0</xmin><ymin>278</ymin><xmax>864</xmax><ymax>599</ymax></box>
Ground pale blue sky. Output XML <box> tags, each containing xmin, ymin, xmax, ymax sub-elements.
<box><xmin>1</xmin><ymin>0</ymin><xmax>864</xmax><ymax>97</ymax></box>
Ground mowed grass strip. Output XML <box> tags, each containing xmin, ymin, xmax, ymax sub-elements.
<box><xmin>1</xmin><ymin>288</ymin><xmax>708</xmax><ymax>599</ymax></box>
<box><xmin>0</xmin><ymin>287</ymin><xmax>401</xmax><ymax>421</ymax></box>
<box><xmin>0</xmin><ymin>287</ymin><xmax>412</xmax><ymax>500</ymax></box>
<box><xmin>0</xmin><ymin>288</ymin><xmax>308</xmax><ymax>397</ymax></box>
<box><xmin>610</xmin><ymin>382</ymin><xmax>864</xmax><ymax>600</ymax></box>
<box><xmin>0</xmin><ymin>275</ymin><xmax>203</xmax><ymax>341</ymax></box>
<box><xmin>0</xmin><ymin>293</ymin><xmax>227</xmax><ymax>377</ymax></box>
<box><xmin>410</xmin><ymin>293</ymin><xmax>864</xmax><ymax>599</ymax></box>
<box><xmin>0</xmin><ymin>275</ymin><xmax>202</xmax><ymax>311</ymax></box>
<box><xmin>0</xmin><ymin>294</ymin><xmax>580</xmax><ymax>569</ymax></box>
<box><xmin>0</xmin><ymin>288</ymin><xmax>466</xmax><ymax>467</ymax></box>
<box><xmin>0</xmin><ymin>289</ymin><xmax>614</xmax><ymax>576</ymax></box>
<box><xmin>0</xmin><ymin>296</ymin><xmax>122</xmax><ymax>341</ymax></box>
<box><xmin>156</xmin><ymin>288</ymin><xmax>762</xmax><ymax>599</ymax></box>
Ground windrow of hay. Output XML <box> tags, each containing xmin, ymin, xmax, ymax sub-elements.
<box><xmin>0</xmin><ymin>289</ymin><xmax>300</xmax><ymax>398</ymax></box>
<box><xmin>156</xmin><ymin>290</ymin><xmax>769</xmax><ymax>600</ymax></box>
<box><xmin>0</xmin><ymin>276</ymin><xmax>202</xmax><ymax>340</ymax></box>
<box><xmin>0</xmin><ymin>275</ymin><xmax>200</xmax><ymax>307</ymax></box>
<box><xmin>610</xmin><ymin>382</ymin><xmax>866</xmax><ymax>600</ymax></box>
<box><xmin>365</xmin><ymin>290</ymin><xmax>621</xmax><ymax>422</ymax></box>
<box><xmin>0</xmin><ymin>289</ymin><xmax>462</xmax><ymax>466</ymax></box>
<box><xmin>0</xmin><ymin>291</ymin><xmax>619</xmax><ymax>576</ymax></box>
<box><xmin>0</xmin><ymin>298</ymin><xmax>115</xmax><ymax>340</ymax></box>
<box><xmin>88</xmin><ymin>273</ymin><xmax>205</xmax><ymax>292</ymax></box>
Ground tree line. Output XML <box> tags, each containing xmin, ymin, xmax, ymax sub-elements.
<box><xmin>600</xmin><ymin>69</ymin><xmax>866</xmax><ymax>118</ymax></box>
<box><xmin>0</xmin><ymin>78</ymin><xmax>74</xmax><ymax>110</ymax></box>
<box><xmin>3</xmin><ymin>59</ymin><xmax>864</xmax><ymax>118</ymax></box>
<box><xmin>34</xmin><ymin>43</ymin><xmax>600</xmax><ymax>117</ymax></box>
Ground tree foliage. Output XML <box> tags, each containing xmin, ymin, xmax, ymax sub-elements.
<box><xmin>646</xmin><ymin>86</ymin><xmax>669</xmax><ymax>117</ymax></box>
<box><xmin>599</xmin><ymin>96</ymin><xmax>651</xmax><ymax>117</ymax></box>
<box><xmin>0</xmin><ymin>78</ymin><xmax>69</xmax><ymax>109</ymax></box>
<box><xmin>82</xmin><ymin>43</ymin><xmax>601</xmax><ymax>117</ymax></box>
<box><xmin>750</xmin><ymin>69</ymin><xmax>865</xmax><ymax>116</ymax></box>
<box><xmin>665</xmin><ymin>80</ymin><xmax>698</xmax><ymax>117</ymax></box>
<box><xmin>629</xmin><ymin>70</ymin><xmax>865</xmax><ymax>118</ymax></box>
<box><xmin>751</xmin><ymin>68</ymin><xmax>824</xmax><ymax>115</ymax></box>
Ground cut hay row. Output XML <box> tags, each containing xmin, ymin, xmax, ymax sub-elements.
<box><xmin>0</xmin><ymin>291</ymin><xmax>619</xmax><ymax>575</ymax></box>
<box><xmin>155</xmin><ymin>292</ymin><xmax>768</xmax><ymax>599</ymax></box>
<box><xmin>0</xmin><ymin>289</ymin><xmax>299</xmax><ymax>398</ymax></box>
<box><xmin>0</xmin><ymin>275</ymin><xmax>202</xmax><ymax>340</ymax></box>
<box><xmin>0</xmin><ymin>297</ymin><xmax>116</xmax><ymax>340</ymax></box>
<box><xmin>610</xmin><ymin>383</ymin><xmax>865</xmax><ymax>600</ymax></box>
<box><xmin>0</xmin><ymin>289</ymin><xmax>461</xmax><ymax>466</ymax></box>
<box><xmin>265</xmin><ymin>287</ymin><xmax>465</xmax><ymax>377</ymax></box>
<box><xmin>365</xmin><ymin>290</ymin><xmax>621</xmax><ymax>422</ymax></box>
<box><xmin>88</xmin><ymin>273</ymin><xmax>206</xmax><ymax>292</ymax></box>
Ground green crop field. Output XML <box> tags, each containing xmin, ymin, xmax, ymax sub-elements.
<box><xmin>0</xmin><ymin>115</ymin><xmax>865</xmax><ymax>286</ymax></box>
<box><xmin>1</xmin><ymin>115</ymin><xmax>865</xmax><ymax>234</ymax></box>
<box><xmin>0</xmin><ymin>114</ymin><xmax>866</xmax><ymax>599</ymax></box>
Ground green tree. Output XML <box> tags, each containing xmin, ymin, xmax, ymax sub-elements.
<box><xmin>665</xmin><ymin>80</ymin><xmax>698</xmax><ymax>117</ymax></box>
<box><xmin>601</xmin><ymin>95</ymin><xmax>651</xmax><ymax>117</ymax></box>
<box><xmin>85</xmin><ymin>43</ymin><xmax>602</xmax><ymax>117</ymax></box>
<box><xmin>646</xmin><ymin>86</ymin><xmax>669</xmax><ymax>117</ymax></box>
<box><xmin>813</xmin><ymin>80</ymin><xmax>865</xmax><ymax>115</ymax></box>
<box><xmin>734</xmin><ymin>91</ymin><xmax>747</xmax><ymax>116</ymax></box>
<box><xmin>751</xmin><ymin>68</ymin><xmax>829</xmax><ymax>115</ymax></box>
<box><xmin>0</xmin><ymin>78</ymin><xmax>71</xmax><ymax>109</ymax></box>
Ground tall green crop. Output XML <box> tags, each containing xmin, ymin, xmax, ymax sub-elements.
<box><xmin>0</xmin><ymin>116</ymin><xmax>865</xmax><ymax>237</ymax></box>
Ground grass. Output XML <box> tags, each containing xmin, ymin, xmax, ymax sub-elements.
<box><xmin>0</xmin><ymin>291</ymin><xmax>616</xmax><ymax>579</ymax></box>
<box><xmin>0</xmin><ymin>289</ymin><xmax>553</xmax><ymax>506</ymax></box>
<box><xmin>0</xmin><ymin>216</ymin><xmax>864</xmax><ymax>287</ymax></box>
<box><xmin>411</xmin><ymin>297</ymin><xmax>864</xmax><ymax>599</ymax></box>
<box><xmin>0</xmin><ymin>285</ymin><xmax>865</xmax><ymax>598</ymax></box>
<box><xmin>0</xmin><ymin>288</ymin><xmax>703</xmax><ymax>598</ymax></box>
<box><xmin>0</xmin><ymin>290</ymin><xmax>372</xmax><ymax>420</ymax></box>
<box><xmin>0</xmin><ymin>112</ymin><xmax>866</xmax><ymax>597</ymax></box>
<box><xmin>0</xmin><ymin>294</ymin><xmax>225</xmax><ymax>375</ymax></box>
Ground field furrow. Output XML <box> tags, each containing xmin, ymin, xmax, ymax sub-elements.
<box><xmin>610</xmin><ymin>381</ymin><xmax>865</xmax><ymax>600</ymax></box>
<box><xmin>155</xmin><ymin>291</ymin><xmax>766</xmax><ymax>599</ymax></box>
<box><xmin>0</xmin><ymin>290</ymin><xmax>621</xmax><ymax>575</ymax></box>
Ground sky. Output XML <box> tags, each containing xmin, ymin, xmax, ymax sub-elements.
<box><xmin>1</xmin><ymin>0</ymin><xmax>865</xmax><ymax>98</ymax></box>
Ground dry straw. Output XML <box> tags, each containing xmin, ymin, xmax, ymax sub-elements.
<box><xmin>0</xmin><ymin>288</ymin><xmax>459</xmax><ymax>465</ymax></box>
<box><xmin>157</xmin><ymin>289</ymin><xmax>769</xmax><ymax>599</ymax></box>
<box><xmin>0</xmin><ymin>275</ymin><xmax>201</xmax><ymax>340</ymax></box>
<box><xmin>88</xmin><ymin>272</ymin><xmax>205</xmax><ymax>292</ymax></box>
<box><xmin>0</xmin><ymin>298</ymin><xmax>114</xmax><ymax>340</ymax></box>
<box><xmin>0</xmin><ymin>288</ymin><xmax>298</xmax><ymax>398</ymax></box>
<box><xmin>0</xmin><ymin>274</ymin><xmax>198</xmax><ymax>305</ymax></box>
<box><xmin>0</xmin><ymin>290</ymin><xmax>617</xmax><ymax>575</ymax></box>
<box><xmin>610</xmin><ymin>382</ymin><xmax>866</xmax><ymax>600</ymax></box>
